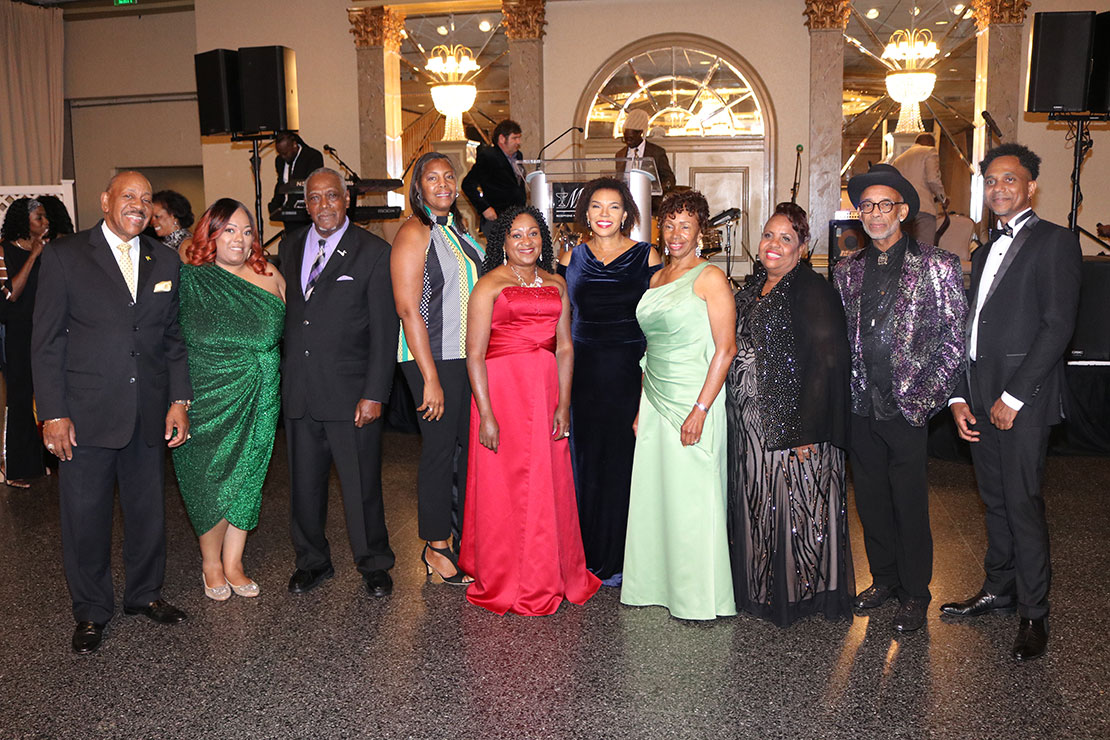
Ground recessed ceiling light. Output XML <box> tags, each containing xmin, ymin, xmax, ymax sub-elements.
<box><xmin>935</xmin><ymin>20</ymin><xmax>948</xmax><ymax>24</ymax></box>
<box><xmin>478</xmin><ymin>19</ymin><xmax>491</xmax><ymax>32</ymax></box>
<box><xmin>951</xmin><ymin>4</ymin><xmax>965</xmax><ymax>14</ymax></box>
<box><xmin>418</xmin><ymin>103</ymin><xmax>425</xmax><ymax>107</ymax></box>
<box><xmin>436</xmin><ymin>25</ymin><xmax>448</xmax><ymax>36</ymax></box>
<box><xmin>912</xmin><ymin>6</ymin><xmax>921</xmax><ymax>16</ymax></box>
<box><xmin>948</xmin><ymin>68</ymin><xmax>958</xmax><ymax>72</ymax></box>
<box><xmin>866</xmin><ymin>8</ymin><xmax>879</xmax><ymax>19</ymax></box>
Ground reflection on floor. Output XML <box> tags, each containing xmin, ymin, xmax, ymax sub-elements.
<box><xmin>1</xmin><ymin>431</ymin><xmax>1107</xmax><ymax>739</ymax></box>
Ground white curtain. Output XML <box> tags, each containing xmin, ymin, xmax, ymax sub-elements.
<box><xmin>0</xmin><ymin>0</ymin><xmax>64</xmax><ymax>185</ymax></box>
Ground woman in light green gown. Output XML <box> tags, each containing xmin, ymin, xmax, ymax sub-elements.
<box><xmin>621</xmin><ymin>190</ymin><xmax>738</xmax><ymax>620</ymax></box>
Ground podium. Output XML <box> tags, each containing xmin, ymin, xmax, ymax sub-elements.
<box><xmin>522</xmin><ymin>158</ymin><xmax>661</xmax><ymax>245</ymax></box>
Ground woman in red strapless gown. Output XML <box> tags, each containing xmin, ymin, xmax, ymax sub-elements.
<box><xmin>461</xmin><ymin>206</ymin><xmax>600</xmax><ymax>616</ymax></box>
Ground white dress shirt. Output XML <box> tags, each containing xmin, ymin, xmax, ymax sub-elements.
<box><xmin>101</xmin><ymin>221</ymin><xmax>140</xmax><ymax>294</ymax></box>
<box><xmin>949</xmin><ymin>207</ymin><xmax>1032</xmax><ymax>411</ymax></box>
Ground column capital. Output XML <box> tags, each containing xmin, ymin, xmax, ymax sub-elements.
<box><xmin>804</xmin><ymin>0</ymin><xmax>850</xmax><ymax>31</ymax></box>
<box><xmin>348</xmin><ymin>6</ymin><xmax>406</xmax><ymax>52</ymax></box>
<box><xmin>971</xmin><ymin>0</ymin><xmax>1029</xmax><ymax>31</ymax></box>
<box><xmin>501</xmin><ymin>0</ymin><xmax>546</xmax><ymax>41</ymax></box>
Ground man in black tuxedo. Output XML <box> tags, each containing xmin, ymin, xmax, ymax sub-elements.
<box><xmin>944</xmin><ymin>143</ymin><xmax>1082</xmax><ymax>661</ymax></box>
<box><xmin>269</xmin><ymin>131</ymin><xmax>325</xmax><ymax>220</ymax></box>
<box><xmin>33</xmin><ymin>171</ymin><xmax>193</xmax><ymax>654</ymax></box>
<box><xmin>280</xmin><ymin>167</ymin><xmax>399</xmax><ymax>598</ymax></box>
<box><xmin>461</xmin><ymin>119</ymin><xmax>526</xmax><ymax>238</ymax></box>
<box><xmin>615</xmin><ymin>108</ymin><xmax>675</xmax><ymax>212</ymax></box>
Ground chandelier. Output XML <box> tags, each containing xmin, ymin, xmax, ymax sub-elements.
<box><xmin>882</xmin><ymin>29</ymin><xmax>938</xmax><ymax>133</ymax></box>
<box><xmin>425</xmin><ymin>44</ymin><xmax>480</xmax><ymax>141</ymax></box>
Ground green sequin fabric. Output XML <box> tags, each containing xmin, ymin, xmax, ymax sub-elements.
<box><xmin>173</xmin><ymin>263</ymin><xmax>284</xmax><ymax>535</ymax></box>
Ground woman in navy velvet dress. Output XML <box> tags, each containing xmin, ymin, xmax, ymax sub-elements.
<box><xmin>557</xmin><ymin>177</ymin><xmax>662</xmax><ymax>585</ymax></box>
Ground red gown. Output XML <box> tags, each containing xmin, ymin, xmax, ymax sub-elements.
<box><xmin>460</xmin><ymin>286</ymin><xmax>601</xmax><ymax>615</ymax></box>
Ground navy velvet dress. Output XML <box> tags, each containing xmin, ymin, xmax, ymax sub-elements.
<box><xmin>561</xmin><ymin>241</ymin><xmax>659</xmax><ymax>582</ymax></box>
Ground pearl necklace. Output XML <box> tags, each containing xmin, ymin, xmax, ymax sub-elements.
<box><xmin>509</xmin><ymin>263</ymin><xmax>543</xmax><ymax>288</ymax></box>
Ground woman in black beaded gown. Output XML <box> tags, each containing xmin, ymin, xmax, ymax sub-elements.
<box><xmin>725</xmin><ymin>202</ymin><xmax>854</xmax><ymax>627</ymax></box>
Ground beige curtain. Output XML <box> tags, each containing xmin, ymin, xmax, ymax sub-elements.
<box><xmin>0</xmin><ymin>1</ymin><xmax>64</xmax><ymax>185</ymax></box>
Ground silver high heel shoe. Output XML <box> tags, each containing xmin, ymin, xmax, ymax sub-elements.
<box><xmin>202</xmin><ymin>572</ymin><xmax>231</xmax><ymax>601</ymax></box>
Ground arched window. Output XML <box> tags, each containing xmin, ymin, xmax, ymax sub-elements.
<box><xmin>584</xmin><ymin>45</ymin><xmax>765</xmax><ymax>140</ymax></box>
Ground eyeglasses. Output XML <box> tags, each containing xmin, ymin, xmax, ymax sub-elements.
<box><xmin>858</xmin><ymin>200</ymin><xmax>904</xmax><ymax>214</ymax></box>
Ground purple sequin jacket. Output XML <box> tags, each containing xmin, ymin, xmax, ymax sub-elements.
<box><xmin>833</xmin><ymin>240</ymin><xmax>968</xmax><ymax>427</ymax></box>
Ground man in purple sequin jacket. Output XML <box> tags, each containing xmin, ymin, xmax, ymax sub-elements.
<box><xmin>833</xmin><ymin>163</ymin><xmax>967</xmax><ymax>634</ymax></box>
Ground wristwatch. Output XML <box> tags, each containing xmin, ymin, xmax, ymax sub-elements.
<box><xmin>172</xmin><ymin>399</ymin><xmax>193</xmax><ymax>411</ymax></box>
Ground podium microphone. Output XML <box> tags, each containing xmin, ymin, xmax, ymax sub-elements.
<box><xmin>537</xmin><ymin>126</ymin><xmax>584</xmax><ymax>159</ymax></box>
<box><xmin>982</xmin><ymin>111</ymin><xmax>1004</xmax><ymax>142</ymax></box>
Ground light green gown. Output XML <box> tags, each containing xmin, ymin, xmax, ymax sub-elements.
<box><xmin>620</xmin><ymin>261</ymin><xmax>737</xmax><ymax>620</ymax></box>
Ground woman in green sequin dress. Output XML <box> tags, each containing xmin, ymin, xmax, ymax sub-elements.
<box><xmin>173</xmin><ymin>199</ymin><xmax>285</xmax><ymax>600</ymax></box>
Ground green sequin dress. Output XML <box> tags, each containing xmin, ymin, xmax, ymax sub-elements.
<box><xmin>173</xmin><ymin>263</ymin><xmax>284</xmax><ymax>535</ymax></box>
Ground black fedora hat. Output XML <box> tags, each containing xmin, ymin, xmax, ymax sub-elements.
<box><xmin>847</xmin><ymin>163</ymin><xmax>919</xmax><ymax>220</ymax></box>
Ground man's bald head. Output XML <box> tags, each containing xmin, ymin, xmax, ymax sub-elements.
<box><xmin>101</xmin><ymin>171</ymin><xmax>153</xmax><ymax>241</ymax></box>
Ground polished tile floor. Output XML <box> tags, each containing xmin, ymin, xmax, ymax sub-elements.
<box><xmin>1</xmin><ymin>430</ymin><xmax>1107</xmax><ymax>739</ymax></box>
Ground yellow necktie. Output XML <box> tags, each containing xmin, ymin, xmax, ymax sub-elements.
<box><xmin>117</xmin><ymin>243</ymin><xmax>136</xmax><ymax>300</ymax></box>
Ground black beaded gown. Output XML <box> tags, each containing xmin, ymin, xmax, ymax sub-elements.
<box><xmin>725</xmin><ymin>263</ymin><xmax>854</xmax><ymax>627</ymax></box>
<box><xmin>560</xmin><ymin>241</ymin><xmax>659</xmax><ymax>583</ymax></box>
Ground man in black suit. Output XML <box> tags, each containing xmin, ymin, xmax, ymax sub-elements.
<box><xmin>280</xmin><ymin>167</ymin><xmax>399</xmax><ymax>598</ymax></box>
<box><xmin>615</xmin><ymin>108</ymin><xmax>676</xmax><ymax>212</ymax></box>
<box><xmin>33</xmin><ymin>171</ymin><xmax>193</xmax><ymax>654</ymax></box>
<box><xmin>944</xmin><ymin>143</ymin><xmax>1082</xmax><ymax>661</ymax></box>
<box><xmin>461</xmin><ymin>119</ymin><xmax>527</xmax><ymax>238</ymax></box>
<box><xmin>269</xmin><ymin>131</ymin><xmax>325</xmax><ymax>221</ymax></box>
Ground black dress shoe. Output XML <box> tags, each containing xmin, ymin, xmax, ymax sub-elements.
<box><xmin>1012</xmin><ymin>618</ymin><xmax>1048</xmax><ymax>661</ymax></box>
<box><xmin>893</xmin><ymin>598</ymin><xmax>929</xmax><ymax>632</ymax></box>
<box><xmin>940</xmin><ymin>590</ymin><xmax>1015</xmax><ymax>617</ymax></box>
<box><xmin>72</xmin><ymin>621</ymin><xmax>105</xmax><ymax>654</ymax></box>
<box><xmin>364</xmin><ymin>569</ymin><xmax>393</xmax><ymax>598</ymax></box>
<box><xmin>853</xmin><ymin>584</ymin><xmax>895</xmax><ymax>609</ymax></box>
<box><xmin>123</xmin><ymin>599</ymin><xmax>187</xmax><ymax>624</ymax></box>
<box><xmin>288</xmin><ymin>565</ymin><xmax>335</xmax><ymax>594</ymax></box>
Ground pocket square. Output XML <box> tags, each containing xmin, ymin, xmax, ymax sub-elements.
<box><xmin>336</xmin><ymin>275</ymin><xmax>354</xmax><ymax>282</ymax></box>
<box><xmin>153</xmin><ymin>280</ymin><xmax>173</xmax><ymax>293</ymax></box>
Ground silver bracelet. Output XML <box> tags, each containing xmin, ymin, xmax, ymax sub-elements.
<box><xmin>693</xmin><ymin>402</ymin><xmax>709</xmax><ymax>413</ymax></box>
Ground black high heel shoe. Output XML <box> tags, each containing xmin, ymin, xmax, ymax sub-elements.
<box><xmin>421</xmin><ymin>542</ymin><xmax>472</xmax><ymax>586</ymax></box>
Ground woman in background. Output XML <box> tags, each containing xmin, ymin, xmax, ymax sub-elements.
<box><xmin>557</xmin><ymin>177</ymin><xmax>661</xmax><ymax>586</ymax></box>
<box><xmin>392</xmin><ymin>152</ymin><xmax>485</xmax><ymax>585</ymax></box>
<box><xmin>151</xmin><ymin>190</ymin><xmax>194</xmax><ymax>260</ymax></box>
<box><xmin>621</xmin><ymin>190</ymin><xmax>737</xmax><ymax>620</ymax></box>
<box><xmin>174</xmin><ymin>198</ymin><xmax>285</xmax><ymax>600</ymax></box>
<box><xmin>38</xmin><ymin>195</ymin><xmax>74</xmax><ymax>242</ymax></box>
<box><xmin>461</xmin><ymin>206</ymin><xmax>600</xmax><ymax>615</ymax></box>
<box><xmin>726</xmin><ymin>202</ymin><xmax>854</xmax><ymax>627</ymax></box>
<box><xmin>0</xmin><ymin>198</ymin><xmax>49</xmax><ymax>487</ymax></box>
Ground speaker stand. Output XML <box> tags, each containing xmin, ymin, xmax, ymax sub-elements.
<box><xmin>1049</xmin><ymin>112</ymin><xmax>1110</xmax><ymax>250</ymax></box>
<box><xmin>231</xmin><ymin>131</ymin><xmax>276</xmax><ymax>245</ymax></box>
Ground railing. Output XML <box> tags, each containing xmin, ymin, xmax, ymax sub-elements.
<box><xmin>401</xmin><ymin>111</ymin><xmax>444</xmax><ymax>177</ymax></box>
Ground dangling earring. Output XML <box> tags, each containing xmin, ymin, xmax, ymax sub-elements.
<box><xmin>621</xmin><ymin>214</ymin><xmax>627</xmax><ymax>227</ymax></box>
<box><xmin>695</xmin><ymin>234</ymin><xmax>703</xmax><ymax>259</ymax></box>
<box><xmin>664</xmin><ymin>245</ymin><xmax>670</xmax><ymax>257</ymax></box>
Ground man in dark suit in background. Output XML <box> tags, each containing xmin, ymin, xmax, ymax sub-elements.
<box><xmin>461</xmin><ymin>118</ymin><xmax>526</xmax><ymax>238</ymax></box>
<box><xmin>33</xmin><ymin>171</ymin><xmax>193</xmax><ymax>654</ymax></box>
<box><xmin>615</xmin><ymin>109</ymin><xmax>676</xmax><ymax>212</ymax></box>
<box><xmin>279</xmin><ymin>167</ymin><xmax>399</xmax><ymax>599</ymax></box>
<box><xmin>945</xmin><ymin>143</ymin><xmax>1082</xmax><ymax>662</ymax></box>
<box><xmin>269</xmin><ymin>131</ymin><xmax>325</xmax><ymax>220</ymax></box>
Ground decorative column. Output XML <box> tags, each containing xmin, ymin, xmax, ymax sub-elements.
<box><xmin>501</xmin><ymin>0</ymin><xmax>546</xmax><ymax>155</ymax></box>
<box><xmin>349</xmin><ymin>7</ymin><xmax>405</xmax><ymax>199</ymax></box>
<box><xmin>971</xmin><ymin>1</ymin><xmax>1028</xmax><ymax>157</ymax></box>
<box><xmin>805</xmin><ymin>1</ymin><xmax>850</xmax><ymax>257</ymax></box>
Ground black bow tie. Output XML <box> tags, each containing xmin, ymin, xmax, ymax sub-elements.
<box><xmin>989</xmin><ymin>211</ymin><xmax>1033</xmax><ymax>243</ymax></box>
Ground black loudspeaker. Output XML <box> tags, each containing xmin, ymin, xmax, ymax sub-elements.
<box><xmin>194</xmin><ymin>49</ymin><xmax>240</xmax><ymax>135</ymax></box>
<box><xmin>238</xmin><ymin>46</ymin><xmax>300</xmax><ymax>134</ymax></box>
<box><xmin>829</xmin><ymin>218</ymin><xmax>866</xmax><ymax>269</ymax></box>
<box><xmin>1027</xmin><ymin>12</ymin><xmax>1096</xmax><ymax>113</ymax></box>
<box><xmin>1088</xmin><ymin>12</ymin><xmax>1110</xmax><ymax>114</ymax></box>
<box><xmin>1068</xmin><ymin>257</ymin><xmax>1110</xmax><ymax>362</ymax></box>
